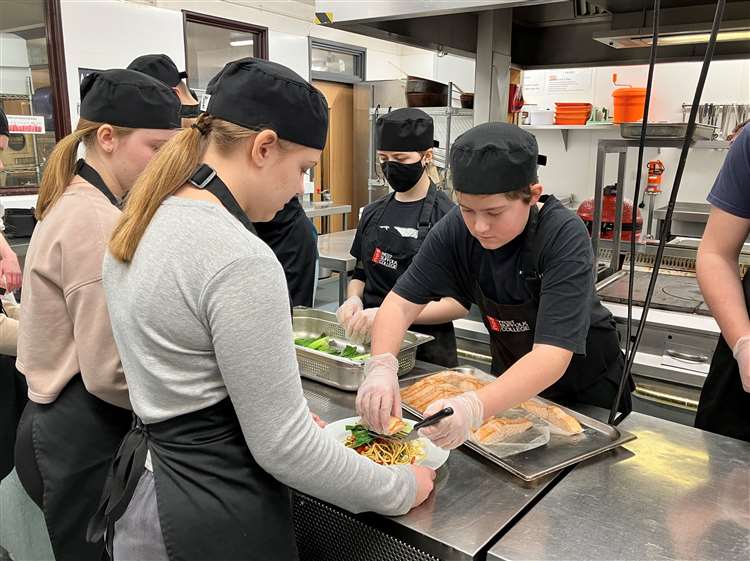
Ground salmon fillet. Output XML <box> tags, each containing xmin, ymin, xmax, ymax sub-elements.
<box><xmin>474</xmin><ymin>417</ymin><xmax>533</xmax><ymax>445</ymax></box>
<box><xmin>520</xmin><ymin>400</ymin><xmax>583</xmax><ymax>434</ymax></box>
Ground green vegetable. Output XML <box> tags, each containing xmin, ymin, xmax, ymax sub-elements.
<box><xmin>295</xmin><ymin>334</ymin><xmax>370</xmax><ymax>362</ymax></box>
<box><xmin>345</xmin><ymin>424</ymin><xmax>375</xmax><ymax>448</ymax></box>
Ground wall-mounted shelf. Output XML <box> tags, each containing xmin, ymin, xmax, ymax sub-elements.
<box><xmin>521</xmin><ymin>123</ymin><xmax>617</xmax><ymax>151</ymax></box>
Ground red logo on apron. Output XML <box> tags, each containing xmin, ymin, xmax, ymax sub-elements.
<box><xmin>372</xmin><ymin>248</ymin><xmax>382</xmax><ymax>263</ymax></box>
<box><xmin>486</xmin><ymin>316</ymin><xmax>502</xmax><ymax>332</ymax></box>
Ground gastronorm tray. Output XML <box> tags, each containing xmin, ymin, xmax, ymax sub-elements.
<box><xmin>400</xmin><ymin>366</ymin><xmax>637</xmax><ymax>481</ymax></box>
<box><xmin>619</xmin><ymin>122</ymin><xmax>716</xmax><ymax>140</ymax></box>
<box><xmin>293</xmin><ymin>307</ymin><xmax>433</xmax><ymax>392</ymax></box>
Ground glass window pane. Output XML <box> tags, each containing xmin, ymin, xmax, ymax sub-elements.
<box><xmin>311</xmin><ymin>47</ymin><xmax>355</xmax><ymax>75</ymax></box>
<box><xmin>186</xmin><ymin>21</ymin><xmax>257</xmax><ymax>95</ymax></box>
<box><xmin>0</xmin><ymin>0</ymin><xmax>57</xmax><ymax>192</ymax></box>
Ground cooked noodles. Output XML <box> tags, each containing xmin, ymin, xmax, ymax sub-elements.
<box><xmin>344</xmin><ymin>434</ymin><xmax>426</xmax><ymax>465</ymax></box>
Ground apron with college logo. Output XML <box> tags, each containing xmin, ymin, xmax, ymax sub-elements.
<box><xmin>361</xmin><ymin>184</ymin><xmax>458</xmax><ymax>367</ymax></box>
<box><xmin>474</xmin><ymin>206</ymin><xmax>633</xmax><ymax>412</ymax></box>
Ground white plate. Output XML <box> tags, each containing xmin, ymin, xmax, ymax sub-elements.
<box><xmin>323</xmin><ymin>417</ymin><xmax>450</xmax><ymax>470</ymax></box>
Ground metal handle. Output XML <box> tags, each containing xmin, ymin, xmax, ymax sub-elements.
<box><xmin>665</xmin><ymin>349</ymin><xmax>709</xmax><ymax>363</ymax></box>
<box><xmin>414</xmin><ymin>407</ymin><xmax>454</xmax><ymax>431</ymax></box>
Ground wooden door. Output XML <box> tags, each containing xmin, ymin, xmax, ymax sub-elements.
<box><xmin>313</xmin><ymin>81</ymin><xmax>354</xmax><ymax>233</ymax></box>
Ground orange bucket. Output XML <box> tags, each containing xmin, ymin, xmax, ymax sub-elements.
<box><xmin>612</xmin><ymin>87</ymin><xmax>647</xmax><ymax>123</ymax></box>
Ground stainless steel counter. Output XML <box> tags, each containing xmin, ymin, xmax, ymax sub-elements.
<box><xmin>654</xmin><ymin>202</ymin><xmax>711</xmax><ymax>239</ymax></box>
<box><xmin>301</xmin><ymin>362</ymin><xmax>561</xmax><ymax>561</ymax></box>
<box><xmin>303</xmin><ymin>202</ymin><xmax>351</xmax><ymax>233</ymax></box>
<box><xmin>317</xmin><ymin>229</ymin><xmax>356</xmax><ymax>304</ymax></box>
<box><xmin>488</xmin><ymin>412</ymin><xmax>750</xmax><ymax>561</ymax></box>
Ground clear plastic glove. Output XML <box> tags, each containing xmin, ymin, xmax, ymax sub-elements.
<box><xmin>732</xmin><ymin>335</ymin><xmax>750</xmax><ymax>393</ymax></box>
<box><xmin>336</xmin><ymin>295</ymin><xmax>363</xmax><ymax>329</ymax></box>
<box><xmin>355</xmin><ymin>353</ymin><xmax>400</xmax><ymax>434</ymax></box>
<box><xmin>419</xmin><ymin>391</ymin><xmax>484</xmax><ymax>450</ymax></box>
<box><xmin>345</xmin><ymin>307</ymin><xmax>379</xmax><ymax>344</ymax></box>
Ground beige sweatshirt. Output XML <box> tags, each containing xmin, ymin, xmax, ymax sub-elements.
<box><xmin>17</xmin><ymin>177</ymin><xmax>130</xmax><ymax>409</ymax></box>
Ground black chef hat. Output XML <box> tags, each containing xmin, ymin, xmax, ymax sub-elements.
<box><xmin>127</xmin><ymin>54</ymin><xmax>186</xmax><ymax>88</ymax></box>
<box><xmin>0</xmin><ymin>108</ymin><xmax>8</xmax><ymax>138</ymax></box>
<box><xmin>450</xmin><ymin>122</ymin><xmax>547</xmax><ymax>194</ymax></box>
<box><xmin>376</xmin><ymin>108</ymin><xmax>434</xmax><ymax>151</ymax></box>
<box><xmin>204</xmin><ymin>58</ymin><xmax>328</xmax><ymax>150</ymax></box>
<box><xmin>80</xmin><ymin>69</ymin><xmax>180</xmax><ymax>130</ymax></box>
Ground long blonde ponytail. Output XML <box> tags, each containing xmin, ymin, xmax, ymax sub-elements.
<box><xmin>36</xmin><ymin>119</ymin><xmax>134</xmax><ymax>220</ymax></box>
<box><xmin>109</xmin><ymin>114</ymin><xmax>260</xmax><ymax>263</ymax></box>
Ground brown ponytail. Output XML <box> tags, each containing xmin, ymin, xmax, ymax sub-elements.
<box><xmin>109</xmin><ymin>114</ymin><xmax>260</xmax><ymax>263</ymax></box>
<box><xmin>36</xmin><ymin>118</ymin><xmax>134</xmax><ymax>220</ymax></box>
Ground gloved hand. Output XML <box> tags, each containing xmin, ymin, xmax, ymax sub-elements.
<box><xmin>419</xmin><ymin>391</ymin><xmax>484</xmax><ymax>450</ymax></box>
<box><xmin>732</xmin><ymin>335</ymin><xmax>750</xmax><ymax>393</ymax></box>
<box><xmin>345</xmin><ymin>307</ymin><xmax>379</xmax><ymax>344</ymax></box>
<box><xmin>355</xmin><ymin>353</ymin><xmax>400</xmax><ymax>434</ymax></box>
<box><xmin>336</xmin><ymin>295</ymin><xmax>363</xmax><ymax>330</ymax></box>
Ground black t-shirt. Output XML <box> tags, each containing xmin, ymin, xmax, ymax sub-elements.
<box><xmin>254</xmin><ymin>197</ymin><xmax>317</xmax><ymax>307</ymax></box>
<box><xmin>350</xmin><ymin>186</ymin><xmax>455</xmax><ymax>285</ymax></box>
<box><xmin>393</xmin><ymin>196</ymin><xmax>614</xmax><ymax>354</ymax></box>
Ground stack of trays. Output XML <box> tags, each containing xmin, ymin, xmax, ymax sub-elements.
<box><xmin>555</xmin><ymin>102</ymin><xmax>593</xmax><ymax>125</ymax></box>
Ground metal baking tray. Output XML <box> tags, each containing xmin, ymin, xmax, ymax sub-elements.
<box><xmin>400</xmin><ymin>366</ymin><xmax>637</xmax><ymax>481</ymax></box>
<box><xmin>620</xmin><ymin>122</ymin><xmax>716</xmax><ymax>140</ymax></box>
<box><xmin>293</xmin><ymin>307</ymin><xmax>433</xmax><ymax>392</ymax></box>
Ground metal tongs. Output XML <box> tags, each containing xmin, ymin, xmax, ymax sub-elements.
<box><xmin>369</xmin><ymin>407</ymin><xmax>454</xmax><ymax>443</ymax></box>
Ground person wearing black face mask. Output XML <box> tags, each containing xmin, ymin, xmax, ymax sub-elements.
<box><xmin>337</xmin><ymin>108</ymin><xmax>467</xmax><ymax>367</ymax></box>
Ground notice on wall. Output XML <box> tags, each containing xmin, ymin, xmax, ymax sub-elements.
<box><xmin>7</xmin><ymin>115</ymin><xmax>46</xmax><ymax>135</ymax></box>
<box><xmin>545</xmin><ymin>69</ymin><xmax>593</xmax><ymax>94</ymax></box>
<box><xmin>522</xmin><ymin>70</ymin><xmax>545</xmax><ymax>96</ymax></box>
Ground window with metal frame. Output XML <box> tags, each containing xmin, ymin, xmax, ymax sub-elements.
<box><xmin>183</xmin><ymin>11</ymin><xmax>268</xmax><ymax>103</ymax></box>
<box><xmin>309</xmin><ymin>38</ymin><xmax>366</xmax><ymax>84</ymax></box>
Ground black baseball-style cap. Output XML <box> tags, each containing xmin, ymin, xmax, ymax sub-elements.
<box><xmin>80</xmin><ymin>69</ymin><xmax>180</xmax><ymax>129</ymax></box>
<box><xmin>127</xmin><ymin>54</ymin><xmax>187</xmax><ymax>88</ymax></box>
<box><xmin>450</xmin><ymin>122</ymin><xmax>547</xmax><ymax>194</ymax></box>
<box><xmin>0</xmin><ymin>108</ymin><xmax>8</xmax><ymax>138</ymax></box>
<box><xmin>204</xmin><ymin>58</ymin><xmax>328</xmax><ymax>150</ymax></box>
<box><xmin>376</xmin><ymin>108</ymin><xmax>434</xmax><ymax>151</ymax></box>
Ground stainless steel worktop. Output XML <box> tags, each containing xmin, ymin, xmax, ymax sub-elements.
<box><xmin>488</xmin><ymin>411</ymin><xmax>750</xmax><ymax>561</ymax></box>
<box><xmin>317</xmin><ymin>229</ymin><xmax>357</xmax><ymax>304</ymax></box>
<box><xmin>302</xmin><ymin>202</ymin><xmax>352</xmax><ymax>220</ymax></box>
<box><xmin>301</xmin><ymin>362</ymin><xmax>560</xmax><ymax>561</ymax></box>
<box><xmin>653</xmin><ymin>202</ymin><xmax>710</xmax><ymax>223</ymax></box>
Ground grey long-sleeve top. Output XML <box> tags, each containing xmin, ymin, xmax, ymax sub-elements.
<box><xmin>102</xmin><ymin>196</ymin><xmax>416</xmax><ymax>516</ymax></box>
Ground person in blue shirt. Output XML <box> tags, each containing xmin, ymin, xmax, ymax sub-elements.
<box><xmin>696</xmin><ymin>125</ymin><xmax>750</xmax><ymax>442</ymax></box>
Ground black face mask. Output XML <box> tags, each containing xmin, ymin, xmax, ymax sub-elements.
<box><xmin>381</xmin><ymin>160</ymin><xmax>424</xmax><ymax>193</ymax></box>
<box><xmin>180</xmin><ymin>104</ymin><xmax>202</xmax><ymax>119</ymax></box>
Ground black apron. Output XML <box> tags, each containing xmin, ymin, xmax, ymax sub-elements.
<box><xmin>0</xmin><ymin>300</ymin><xmax>26</xmax><ymax>481</ymax></box>
<box><xmin>475</xmin><ymin>207</ymin><xmax>633</xmax><ymax>413</ymax></box>
<box><xmin>361</xmin><ymin>185</ymin><xmax>458</xmax><ymax>367</ymax></box>
<box><xmin>695</xmin><ymin>270</ymin><xmax>750</xmax><ymax>442</ymax></box>
<box><xmin>13</xmin><ymin>159</ymin><xmax>132</xmax><ymax>561</ymax></box>
<box><xmin>255</xmin><ymin>197</ymin><xmax>317</xmax><ymax>307</ymax></box>
<box><xmin>88</xmin><ymin>164</ymin><xmax>299</xmax><ymax>561</ymax></box>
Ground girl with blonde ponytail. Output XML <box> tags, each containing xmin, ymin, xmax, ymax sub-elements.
<box><xmin>97</xmin><ymin>58</ymin><xmax>433</xmax><ymax>561</ymax></box>
<box><xmin>14</xmin><ymin>69</ymin><xmax>179</xmax><ymax>561</ymax></box>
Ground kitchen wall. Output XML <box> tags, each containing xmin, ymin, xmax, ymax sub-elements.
<box><xmin>524</xmin><ymin>59</ymin><xmax>750</xmax><ymax>217</ymax></box>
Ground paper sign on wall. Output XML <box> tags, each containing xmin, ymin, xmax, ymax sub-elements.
<box><xmin>545</xmin><ymin>69</ymin><xmax>593</xmax><ymax>94</ymax></box>
<box><xmin>7</xmin><ymin>115</ymin><xmax>46</xmax><ymax>135</ymax></box>
<box><xmin>522</xmin><ymin>71</ymin><xmax>545</xmax><ymax>96</ymax></box>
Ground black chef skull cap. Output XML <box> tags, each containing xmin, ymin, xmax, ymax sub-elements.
<box><xmin>127</xmin><ymin>54</ymin><xmax>187</xmax><ymax>88</ymax></box>
<box><xmin>204</xmin><ymin>57</ymin><xmax>329</xmax><ymax>150</ymax></box>
<box><xmin>376</xmin><ymin>108</ymin><xmax>434</xmax><ymax>152</ymax></box>
<box><xmin>79</xmin><ymin>69</ymin><xmax>180</xmax><ymax>130</ymax></box>
<box><xmin>450</xmin><ymin>122</ymin><xmax>547</xmax><ymax>194</ymax></box>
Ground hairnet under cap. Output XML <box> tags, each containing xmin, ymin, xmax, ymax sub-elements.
<box><xmin>450</xmin><ymin>122</ymin><xmax>545</xmax><ymax>194</ymax></box>
<box><xmin>205</xmin><ymin>58</ymin><xmax>328</xmax><ymax>150</ymax></box>
<box><xmin>80</xmin><ymin>69</ymin><xmax>180</xmax><ymax>129</ymax></box>
<box><xmin>127</xmin><ymin>54</ymin><xmax>186</xmax><ymax>88</ymax></box>
<box><xmin>376</xmin><ymin>108</ymin><xmax>434</xmax><ymax>151</ymax></box>
<box><xmin>0</xmin><ymin>108</ymin><xmax>8</xmax><ymax>137</ymax></box>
